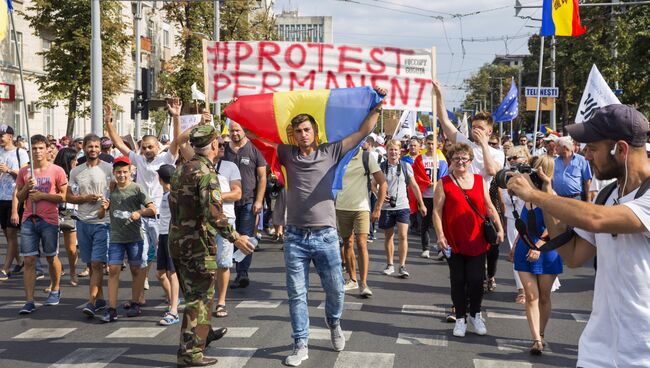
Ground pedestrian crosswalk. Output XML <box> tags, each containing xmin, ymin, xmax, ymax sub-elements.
<box><xmin>13</xmin><ymin>328</ymin><xmax>76</xmax><ymax>339</ymax></box>
<box><xmin>333</xmin><ymin>352</ymin><xmax>395</xmax><ymax>368</ymax></box>
<box><xmin>106</xmin><ymin>327</ymin><xmax>166</xmax><ymax>338</ymax></box>
<box><xmin>50</xmin><ymin>348</ymin><xmax>129</xmax><ymax>368</ymax></box>
<box><xmin>396</xmin><ymin>332</ymin><xmax>448</xmax><ymax>346</ymax></box>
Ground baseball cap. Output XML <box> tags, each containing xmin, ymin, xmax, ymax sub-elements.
<box><xmin>565</xmin><ymin>104</ymin><xmax>649</xmax><ymax>147</ymax></box>
<box><xmin>0</xmin><ymin>124</ymin><xmax>15</xmax><ymax>135</ymax></box>
<box><xmin>73</xmin><ymin>137</ymin><xmax>83</xmax><ymax>143</ymax></box>
<box><xmin>156</xmin><ymin>164</ymin><xmax>175</xmax><ymax>183</ymax></box>
<box><xmin>190</xmin><ymin>125</ymin><xmax>218</xmax><ymax>147</ymax></box>
<box><xmin>535</xmin><ymin>132</ymin><xmax>545</xmax><ymax>138</ymax></box>
<box><xmin>113</xmin><ymin>155</ymin><xmax>131</xmax><ymax>167</ymax></box>
<box><xmin>543</xmin><ymin>134</ymin><xmax>558</xmax><ymax>142</ymax></box>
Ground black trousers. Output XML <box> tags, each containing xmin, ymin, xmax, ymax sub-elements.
<box><xmin>420</xmin><ymin>197</ymin><xmax>436</xmax><ymax>251</ymax></box>
<box><xmin>486</xmin><ymin>244</ymin><xmax>500</xmax><ymax>279</ymax></box>
<box><xmin>448</xmin><ymin>252</ymin><xmax>486</xmax><ymax>319</ymax></box>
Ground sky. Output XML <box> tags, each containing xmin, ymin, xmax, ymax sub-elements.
<box><xmin>273</xmin><ymin>0</ymin><xmax>543</xmax><ymax>111</ymax></box>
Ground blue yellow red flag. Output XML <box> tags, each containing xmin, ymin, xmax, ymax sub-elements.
<box><xmin>540</xmin><ymin>0</ymin><xmax>586</xmax><ymax>37</ymax></box>
<box><xmin>0</xmin><ymin>0</ymin><xmax>12</xmax><ymax>43</ymax></box>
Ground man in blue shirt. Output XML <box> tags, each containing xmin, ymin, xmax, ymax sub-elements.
<box><xmin>553</xmin><ymin>136</ymin><xmax>592</xmax><ymax>201</ymax></box>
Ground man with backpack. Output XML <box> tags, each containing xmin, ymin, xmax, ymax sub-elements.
<box><xmin>335</xmin><ymin>146</ymin><xmax>387</xmax><ymax>297</ymax></box>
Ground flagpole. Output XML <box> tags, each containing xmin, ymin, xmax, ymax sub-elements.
<box><xmin>532</xmin><ymin>36</ymin><xmax>545</xmax><ymax>151</ymax></box>
<box><xmin>510</xmin><ymin>120</ymin><xmax>513</xmax><ymax>140</ymax></box>
<box><xmin>430</xmin><ymin>46</ymin><xmax>438</xmax><ymax>190</ymax></box>
<box><xmin>9</xmin><ymin>9</ymin><xmax>35</xmax><ymax>214</ymax></box>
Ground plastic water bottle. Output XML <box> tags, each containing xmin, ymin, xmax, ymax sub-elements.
<box><xmin>443</xmin><ymin>246</ymin><xmax>451</xmax><ymax>259</ymax></box>
<box><xmin>233</xmin><ymin>237</ymin><xmax>258</xmax><ymax>263</ymax></box>
<box><xmin>70</xmin><ymin>183</ymin><xmax>80</xmax><ymax>195</ymax></box>
<box><xmin>113</xmin><ymin>210</ymin><xmax>131</xmax><ymax>219</ymax></box>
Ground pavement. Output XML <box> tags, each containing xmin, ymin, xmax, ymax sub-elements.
<box><xmin>0</xmin><ymin>230</ymin><xmax>594</xmax><ymax>368</ymax></box>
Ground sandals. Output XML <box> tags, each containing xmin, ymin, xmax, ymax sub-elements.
<box><xmin>515</xmin><ymin>290</ymin><xmax>526</xmax><ymax>304</ymax></box>
<box><xmin>530</xmin><ymin>339</ymin><xmax>544</xmax><ymax>355</ymax></box>
<box><xmin>212</xmin><ymin>304</ymin><xmax>228</xmax><ymax>318</ymax></box>
<box><xmin>77</xmin><ymin>268</ymin><xmax>90</xmax><ymax>277</ymax></box>
<box><xmin>70</xmin><ymin>275</ymin><xmax>78</xmax><ymax>287</ymax></box>
<box><xmin>487</xmin><ymin>277</ymin><xmax>496</xmax><ymax>292</ymax></box>
<box><xmin>159</xmin><ymin>311</ymin><xmax>180</xmax><ymax>326</ymax></box>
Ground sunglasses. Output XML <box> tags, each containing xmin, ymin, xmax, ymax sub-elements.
<box><xmin>451</xmin><ymin>157</ymin><xmax>471</xmax><ymax>163</ymax></box>
<box><xmin>507</xmin><ymin>156</ymin><xmax>521</xmax><ymax>161</ymax></box>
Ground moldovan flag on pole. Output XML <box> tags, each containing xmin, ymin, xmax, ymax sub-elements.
<box><xmin>224</xmin><ymin>86</ymin><xmax>383</xmax><ymax>194</ymax></box>
<box><xmin>0</xmin><ymin>0</ymin><xmax>12</xmax><ymax>42</ymax></box>
<box><xmin>541</xmin><ymin>0</ymin><xmax>586</xmax><ymax>37</ymax></box>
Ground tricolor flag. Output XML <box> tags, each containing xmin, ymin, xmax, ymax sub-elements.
<box><xmin>0</xmin><ymin>0</ymin><xmax>12</xmax><ymax>42</ymax></box>
<box><xmin>224</xmin><ymin>87</ymin><xmax>383</xmax><ymax>194</ymax></box>
<box><xmin>540</xmin><ymin>0</ymin><xmax>586</xmax><ymax>37</ymax></box>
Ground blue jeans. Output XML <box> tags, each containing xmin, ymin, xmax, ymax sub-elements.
<box><xmin>76</xmin><ymin>221</ymin><xmax>110</xmax><ymax>264</ymax></box>
<box><xmin>234</xmin><ymin>203</ymin><xmax>255</xmax><ymax>274</ymax></box>
<box><xmin>284</xmin><ymin>225</ymin><xmax>345</xmax><ymax>346</ymax></box>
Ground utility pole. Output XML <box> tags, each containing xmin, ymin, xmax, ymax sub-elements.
<box><xmin>90</xmin><ymin>0</ymin><xmax>102</xmax><ymax>135</ymax></box>
<box><xmin>133</xmin><ymin>1</ymin><xmax>142</xmax><ymax>140</ymax></box>
<box><xmin>612</xmin><ymin>0</ymin><xmax>620</xmax><ymax>90</ymax></box>
<box><xmin>214</xmin><ymin>0</ymin><xmax>221</xmax><ymax>124</ymax></box>
<box><xmin>551</xmin><ymin>35</ymin><xmax>556</xmax><ymax>131</ymax></box>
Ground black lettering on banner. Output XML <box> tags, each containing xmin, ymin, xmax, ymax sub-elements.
<box><xmin>580</xmin><ymin>93</ymin><xmax>598</xmax><ymax>120</ymax></box>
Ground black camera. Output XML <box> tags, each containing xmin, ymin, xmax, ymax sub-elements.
<box><xmin>389</xmin><ymin>196</ymin><xmax>397</xmax><ymax>208</ymax></box>
<box><xmin>495</xmin><ymin>164</ymin><xmax>543</xmax><ymax>190</ymax></box>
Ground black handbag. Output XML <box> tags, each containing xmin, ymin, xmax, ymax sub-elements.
<box><xmin>451</xmin><ymin>174</ymin><xmax>499</xmax><ymax>246</ymax></box>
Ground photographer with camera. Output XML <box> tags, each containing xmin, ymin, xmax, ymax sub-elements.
<box><xmin>506</xmin><ymin>104</ymin><xmax>650</xmax><ymax>367</ymax></box>
<box><xmin>433</xmin><ymin>143</ymin><xmax>504</xmax><ymax>337</ymax></box>
<box><xmin>379</xmin><ymin>139</ymin><xmax>426</xmax><ymax>279</ymax></box>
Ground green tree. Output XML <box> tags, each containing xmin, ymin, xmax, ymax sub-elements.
<box><xmin>159</xmin><ymin>0</ymin><xmax>277</xmax><ymax>119</ymax></box>
<box><xmin>22</xmin><ymin>0</ymin><xmax>130</xmax><ymax>137</ymax></box>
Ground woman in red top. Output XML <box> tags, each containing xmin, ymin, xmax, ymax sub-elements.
<box><xmin>433</xmin><ymin>143</ymin><xmax>504</xmax><ymax>338</ymax></box>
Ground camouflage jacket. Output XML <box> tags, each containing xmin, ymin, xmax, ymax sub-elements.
<box><xmin>169</xmin><ymin>154</ymin><xmax>239</xmax><ymax>262</ymax></box>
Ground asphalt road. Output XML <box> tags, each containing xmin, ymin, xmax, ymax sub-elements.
<box><xmin>0</xmin><ymin>230</ymin><xmax>594</xmax><ymax>368</ymax></box>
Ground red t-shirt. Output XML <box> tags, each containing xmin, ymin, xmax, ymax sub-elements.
<box><xmin>17</xmin><ymin>163</ymin><xmax>68</xmax><ymax>226</ymax></box>
<box><xmin>441</xmin><ymin>174</ymin><xmax>489</xmax><ymax>256</ymax></box>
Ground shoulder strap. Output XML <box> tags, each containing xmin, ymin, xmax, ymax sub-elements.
<box><xmin>401</xmin><ymin>162</ymin><xmax>410</xmax><ymax>185</ymax></box>
<box><xmin>16</xmin><ymin>148</ymin><xmax>20</xmax><ymax>167</ymax></box>
<box><xmin>450</xmin><ymin>173</ymin><xmax>485</xmax><ymax>221</ymax></box>
<box><xmin>362</xmin><ymin>151</ymin><xmax>371</xmax><ymax>193</ymax></box>
<box><xmin>594</xmin><ymin>181</ymin><xmax>617</xmax><ymax>205</ymax></box>
<box><xmin>635</xmin><ymin>176</ymin><xmax>650</xmax><ymax>199</ymax></box>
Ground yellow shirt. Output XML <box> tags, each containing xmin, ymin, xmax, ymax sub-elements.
<box><xmin>335</xmin><ymin>149</ymin><xmax>381</xmax><ymax>211</ymax></box>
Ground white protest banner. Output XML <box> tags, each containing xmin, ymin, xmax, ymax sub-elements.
<box><xmin>393</xmin><ymin>111</ymin><xmax>416</xmax><ymax>139</ymax></box>
<box><xmin>203</xmin><ymin>41</ymin><xmax>434</xmax><ymax>111</ymax></box>
<box><xmin>575</xmin><ymin>64</ymin><xmax>620</xmax><ymax>123</ymax></box>
<box><xmin>180</xmin><ymin>114</ymin><xmax>202</xmax><ymax>132</ymax></box>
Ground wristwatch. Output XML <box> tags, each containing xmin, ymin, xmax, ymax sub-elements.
<box><xmin>373</xmin><ymin>106</ymin><xmax>383</xmax><ymax>114</ymax></box>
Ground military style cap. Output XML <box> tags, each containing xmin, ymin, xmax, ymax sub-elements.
<box><xmin>190</xmin><ymin>125</ymin><xmax>218</xmax><ymax>148</ymax></box>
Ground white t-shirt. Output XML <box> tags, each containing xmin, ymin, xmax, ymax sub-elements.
<box><xmin>574</xmin><ymin>186</ymin><xmax>650</xmax><ymax>368</ymax></box>
<box><xmin>0</xmin><ymin>147</ymin><xmax>29</xmax><ymax>201</ymax></box>
<box><xmin>456</xmin><ymin>133</ymin><xmax>504</xmax><ymax>185</ymax></box>
<box><xmin>216</xmin><ymin>160</ymin><xmax>241</xmax><ymax>220</ymax></box>
<box><xmin>129</xmin><ymin>151</ymin><xmax>176</xmax><ymax>209</ymax></box>
<box><xmin>421</xmin><ymin>154</ymin><xmax>436</xmax><ymax>198</ymax></box>
<box><xmin>68</xmin><ymin>161</ymin><xmax>113</xmax><ymax>224</ymax></box>
<box><xmin>159</xmin><ymin>191</ymin><xmax>171</xmax><ymax>235</ymax></box>
<box><xmin>381</xmin><ymin>161</ymin><xmax>413</xmax><ymax>211</ymax></box>
<box><xmin>589</xmin><ymin>177</ymin><xmax>616</xmax><ymax>193</ymax></box>
<box><xmin>500</xmin><ymin>188</ymin><xmax>524</xmax><ymax>220</ymax></box>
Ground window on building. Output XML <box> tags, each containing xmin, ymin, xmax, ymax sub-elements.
<box><xmin>147</xmin><ymin>19</ymin><xmax>154</xmax><ymax>39</ymax></box>
<box><xmin>42</xmin><ymin>39</ymin><xmax>52</xmax><ymax>68</ymax></box>
<box><xmin>163</xmin><ymin>29</ymin><xmax>170</xmax><ymax>48</ymax></box>
<box><xmin>13</xmin><ymin>101</ymin><xmax>21</xmax><ymax>132</ymax></box>
<box><xmin>9</xmin><ymin>32</ymin><xmax>23</xmax><ymax>66</ymax></box>
<box><xmin>43</xmin><ymin>107</ymin><xmax>54</xmax><ymax>134</ymax></box>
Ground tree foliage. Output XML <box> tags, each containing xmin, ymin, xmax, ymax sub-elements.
<box><xmin>159</xmin><ymin>0</ymin><xmax>277</xmax><ymax>117</ymax></box>
<box><xmin>21</xmin><ymin>0</ymin><xmax>130</xmax><ymax>136</ymax></box>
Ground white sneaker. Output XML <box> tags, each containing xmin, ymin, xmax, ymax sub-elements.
<box><xmin>453</xmin><ymin>318</ymin><xmax>467</xmax><ymax>337</ymax></box>
<box><xmin>344</xmin><ymin>279</ymin><xmax>358</xmax><ymax>291</ymax></box>
<box><xmin>468</xmin><ymin>312</ymin><xmax>487</xmax><ymax>335</ymax></box>
<box><xmin>359</xmin><ymin>284</ymin><xmax>373</xmax><ymax>298</ymax></box>
<box><xmin>382</xmin><ymin>264</ymin><xmax>394</xmax><ymax>275</ymax></box>
<box><xmin>144</xmin><ymin>277</ymin><xmax>150</xmax><ymax>290</ymax></box>
<box><xmin>398</xmin><ymin>265</ymin><xmax>410</xmax><ymax>278</ymax></box>
<box><xmin>284</xmin><ymin>343</ymin><xmax>309</xmax><ymax>366</ymax></box>
<box><xmin>420</xmin><ymin>250</ymin><xmax>430</xmax><ymax>258</ymax></box>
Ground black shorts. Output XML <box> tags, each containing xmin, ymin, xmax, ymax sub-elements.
<box><xmin>156</xmin><ymin>234</ymin><xmax>175</xmax><ymax>272</ymax></box>
<box><xmin>0</xmin><ymin>200</ymin><xmax>21</xmax><ymax>230</ymax></box>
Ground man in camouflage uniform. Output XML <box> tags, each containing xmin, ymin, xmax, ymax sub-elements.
<box><xmin>169</xmin><ymin>125</ymin><xmax>254</xmax><ymax>367</ymax></box>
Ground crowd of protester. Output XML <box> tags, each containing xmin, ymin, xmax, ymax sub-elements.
<box><xmin>1</xmin><ymin>82</ymin><xmax>648</xmax><ymax>367</ymax></box>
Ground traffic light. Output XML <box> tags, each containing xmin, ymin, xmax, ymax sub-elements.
<box><xmin>131</xmin><ymin>68</ymin><xmax>154</xmax><ymax>120</ymax></box>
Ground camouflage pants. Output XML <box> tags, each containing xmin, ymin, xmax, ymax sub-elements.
<box><xmin>173</xmin><ymin>257</ymin><xmax>216</xmax><ymax>365</ymax></box>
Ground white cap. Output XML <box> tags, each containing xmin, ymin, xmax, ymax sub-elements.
<box><xmin>375</xmin><ymin>135</ymin><xmax>385</xmax><ymax>145</ymax></box>
<box><xmin>543</xmin><ymin>134</ymin><xmax>559</xmax><ymax>142</ymax></box>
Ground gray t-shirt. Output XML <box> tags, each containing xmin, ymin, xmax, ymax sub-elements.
<box><xmin>277</xmin><ymin>141</ymin><xmax>342</xmax><ymax>228</ymax></box>
<box><xmin>223</xmin><ymin>140</ymin><xmax>267</xmax><ymax>206</ymax></box>
<box><xmin>69</xmin><ymin>161</ymin><xmax>113</xmax><ymax>224</ymax></box>
<box><xmin>0</xmin><ymin>147</ymin><xmax>29</xmax><ymax>201</ymax></box>
<box><xmin>381</xmin><ymin>161</ymin><xmax>414</xmax><ymax>211</ymax></box>
<box><xmin>108</xmin><ymin>182</ymin><xmax>152</xmax><ymax>243</ymax></box>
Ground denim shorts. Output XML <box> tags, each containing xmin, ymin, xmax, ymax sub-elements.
<box><xmin>156</xmin><ymin>234</ymin><xmax>175</xmax><ymax>273</ymax></box>
<box><xmin>378</xmin><ymin>208</ymin><xmax>411</xmax><ymax>229</ymax></box>
<box><xmin>108</xmin><ymin>241</ymin><xmax>144</xmax><ymax>267</ymax></box>
<box><xmin>216</xmin><ymin>218</ymin><xmax>236</xmax><ymax>269</ymax></box>
<box><xmin>76</xmin><ymin>221</ymin><xmax>110</xmax><ymax>264</ymax></box>
<box><xmin>20</xmin><ymin>217</ymin><xmax>60</xmax><ymax>257</ymax></box>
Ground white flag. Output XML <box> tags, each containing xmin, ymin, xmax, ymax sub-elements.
<box><xmin>393</xmin><ymin>111</ymin><xmax>416</xmax><ymax>139</ymax></box>
<box><xmin>459</xmin><ymin>112</ymin><xmax>469</xmax><ymax>137</ymax></box>
<box><xmin>575</xmin><ymin>65</ymin><xmax>621</xmax><ymax>123</ymax></box>
<box><xmin>191</xmin><ymin>82</ymin><xmax>206</xmax><ymax>101</ymax></box>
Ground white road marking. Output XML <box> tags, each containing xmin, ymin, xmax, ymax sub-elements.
<box><xmin>203</xmin><ymin>347</ymin><xmax>256</xmax><ymax>367</ymax></box>
<box><xmin>50</xmin><ymin>348</ymin><xmax>128</xmax><ymax>368</ymax></box>
<box><xmin>396</xmin><ymin>333</ymin><xmax>448</xmax><ymax>346</ymax></box>
<box><xmin>106</xmin><ymin>327</ymin><xmax>166</xmax><ymax>338</ymax></box>
<box><xmin>223</xmin><ymin>327</ymin><xmax>259</xmax><ymax>338</ymax></box>
<box><xmin>318</xmin><ymin>301</ymin><xmax>362</xmax><ymax>311</ymax></box>
<box><xmin>235</xmin><ymin>300</ymin><xmax>282</xmax><ymax>309</ymax></box>
<box><xmin>334</xmin><ymin>351</ymin><xmax>394</xmax><ymax>368</ymax></box>
<box><xmin>13</xmin><ymin>328</ymin><xmax>76</xmax><ymax>339</ymax></box>
<box><xmin>473</xmin><ymin>359</ymin><xmax>533</xmax><ymax>368</ymax></box>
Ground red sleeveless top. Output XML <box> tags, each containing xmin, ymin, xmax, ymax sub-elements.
<box><xmin>441</xmin><ymin>174</ymin><xmax>490</xmax><ymax>256</ymax></box>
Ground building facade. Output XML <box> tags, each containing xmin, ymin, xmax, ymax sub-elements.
<box><xmin>276</xmin><ymin>10</ymin><xmax>333</xmax><ymax>44</ymax></box>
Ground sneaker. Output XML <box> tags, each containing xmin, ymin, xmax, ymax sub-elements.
<box><xmin>382</xmin><ymin>264</ymin><xmax>394</xmax><ymax>275</ymax></box>
<box><xmin>82</xmin><ymin>303</ymin><xmax>96</xmax><ymax>317</ymax></box>
<box><xmin>367</xmin><ymin>237</ymin><xmax>374</xmax><ymax>243</ymax></box>
<box><xmin>487</xmin><ymin>277</ymin><xmax>497</xmax><ymax>292</ymax></box>
<box><xmin>420</xmin><ymin>250</ymin><xmax>430</xmax><ymax>258</ymax></box>
<box><xmin>126</xmin><ymin>302</ymin><xmax>141</xmax><ymax>317</ymax></box>
<box><xmin>468</xmin><ymin>312</ymin><xmax>487</xmax><ymax>335</ymax></box>
<box><xmin>398</xmin><ymin>265</ymin><xmax>410</xmax><ymax>278</ymax></box>
<box><xmin>0</xmin><ymin>270</ymin><xmax>8</xmax><ymax>281</ymax></box>
<box><xmin>325</xmin><ymin>318</ymin><xmax>346</xmax><ymax>352</ymax></box>
<box><xmin>94</xmin><ymin>299</ymin><xmax>107</xmax><ymax>312</ymax></box>
<box><xmin>344</xmin><ymin>279</ymin><xmax>358</xmax><ymax>291</ymax></box>
<box><xmin>18</xmin><ymin>301</ymin><xmax>36</xmax><ymax>315</ymax></box>
<box><xmin>44</xmin><ymin>290</ymin><xmax>61</xmax><ymax>306</ymax></box>
<box><xmin>453</xmin><ymin>318</ymin><xmax>467</xmax><ymax>337</ymax></box>
<box><xmin>144</xmin><ymin>278</ymin><xmax>150</xmax><ymax>290</ymax></box>
<box><xmin>100</xmin><ymin>307</ymin><xmax>118</xmax><ymax>323</ymax></box>
<box><xmin>36</xmin><ymin>272</ymin><xmax>45</xmax><ymax>280</ymax></box>
<box><xmin>359</xmin><ymin>284</ymin><xmax>373</xmax><ymax>298</ymax></box>
<box><xmin>446</xmin><ymin>313</ymin><xmax>457</xmax><ymax>323</ymax></box>
<box><xmin>284</xmin><ymin>343</ymin><xmax>309</xmax><ymax>366</ymax></box>
<box><xmin>11</xmin><ymin>263</ymin><xmax>24</xmax><ymax>275</ymax></box>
